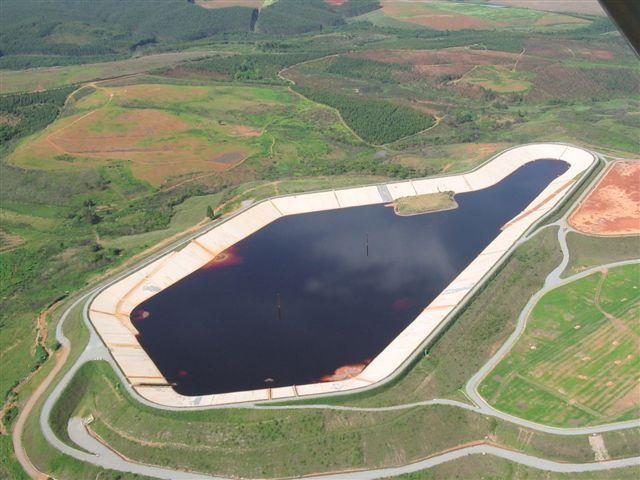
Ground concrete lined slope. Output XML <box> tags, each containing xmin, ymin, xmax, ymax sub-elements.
<box><xmin>88</xmin><ymin>143</ymin><xmax>596</xmax><ymax>407</ymax></box>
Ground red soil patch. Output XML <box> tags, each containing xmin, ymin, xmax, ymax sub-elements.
<box><xmin>488</xmin><ymin>0</ymin><xmax>606</xmax><ymax>16</ymax></box>
<box><xmin>325</xmin><ymin>0</ymin><xmax>346</xmax><ymax>5</ymax></box>
<box><xmin>229</xmin><ymin>125</ymin><xmax>262</xmax><ymax>137</ymax></box>
<box><xmin>320</xmin><ymin>360</ymin><xmax>371</xmax><ymax>382</ymax></box>
<box><xmin>112</xmin><ymin>84</ymin><xmax>209</xmax><ymax>103</ymax></box>
<box><xmin>382</xmin><ymin>1</ymin><xmax>500</xmax><ymax>30</ymax></box>
<box><xmin>42</xmin><ymin>106</ymin><xmax>252</xmax><ymax>186</ymax></box>
<box><xmin>406</xmin><ymin>14</ymin><xmax>496</xmax><ymax>30</ymax></box>
<box><xmin>50</xmin><ymin>109</ymin><xmax>191</xmax><ymax>153</ymax></box>
<box><xmin>569</xmin><ymin>161</ymin><xmax>640</xmax><ymax>236</ymax></box>
<box><xmin>353</xmin><ymin>48</ymin><xmax>518</xmax><ymax>81</ymax></box>
<box><xmin>576</xmin><ymin>48</ymin><xmax>614</xmax><ymax>60</ymax></box>
<box><xmin>534</xmin><ymin>13</ymin><xmax>588</xmax><ymax>27</ymax></box>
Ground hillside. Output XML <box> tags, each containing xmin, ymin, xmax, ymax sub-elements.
<box><xmin>255</xmin><ymin>0</ymin><xmax>379</xmax><ymax>34</ymax></box>
<box><xmin>0</xmin><ymin>0</ymin><xmax>257</xmax><ymax>68</ymax></box>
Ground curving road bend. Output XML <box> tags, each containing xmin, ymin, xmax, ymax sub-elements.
<box><xmin>17</xmin><ymin>153</ymin><xmax>640</xmax><ymax>479</ymax></box>
<box><xmin>65</xmin><ymin>416</ymin><xmax>640</xmax><ymax>480</ymax></box>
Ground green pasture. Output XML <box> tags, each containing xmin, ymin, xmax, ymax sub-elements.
<box><xmin>479</xmin><ymin>264</ymin><xmax>640</xmax><ymax>427</ymax></box>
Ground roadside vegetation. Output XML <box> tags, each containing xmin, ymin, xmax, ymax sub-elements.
<box><xmin>564</xmin><ymin>232</ymin><xmax>640</xmax><ymax>277</ymax></box>
<box><xmin>49</xmin><ymin>360</ymin><xmax>640</xmax><ymax>478</ymax></box>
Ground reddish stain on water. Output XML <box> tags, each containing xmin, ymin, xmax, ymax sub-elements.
<box><xmin>202</xmin><ymin>246</ymin><xmax>243</xmax><ymax>269</ymax></box>
<box><xmin>130</xmin><ymin>309</ymin><xmax>150</xmax><ymax>322</ymax></box>
<box><xmin>392</xmin><ymin>297</ymin><xmax>413</xmax><ymax>311</ymax></box>
<box><xmin>320</xmin><ymin>359</ymin><xmax>371</xmax><ymax>382</ymax></box>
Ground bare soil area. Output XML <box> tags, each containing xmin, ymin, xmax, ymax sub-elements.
<box><xmin>569</xmin><ymin>161</ymin><xmax>640</xmax><ymax>236</ymax></box>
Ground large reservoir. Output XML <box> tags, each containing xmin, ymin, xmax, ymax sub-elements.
<box><xmin>131</xmin><ymin>159</ymin><xmax>568</xmax><ymax>396</ymax></box>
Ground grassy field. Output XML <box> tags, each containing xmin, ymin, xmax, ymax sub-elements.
<box><xmin>394</xmin><ymin>191</ymin><xmax>456</xmax><ymax>216</ymax></box>
<box><xmin>479</xmin><ymin>264</ymin><xmax>640</xmax><ymax>427</ymax></box>
<box><xmin>9</xmin><ymin>82</ymin><xmax>361</xmax><ymax>188</ymax></box>
<box><xmin>48</xmin><ymin>358</ymin><xmax>640</xmax><ymax>478</ymax></box>
<box><xmin>373</xmin><ymin>0</ymin><xmax>591</xmax><ymax>31</ymax></box>
<box><xmin>564</xmin><ymin>232</ymin><xmax>640</xmax><ymax>277</ymax></box>
<box><xmin>462</xmin><ymin>65</ymin><xmax>533</xmax><ymax>93</ymax></box>
<box><xmin>0</xmin><ymin>50</ymin><xmax>225</xmax><ymax>94</ymax></box>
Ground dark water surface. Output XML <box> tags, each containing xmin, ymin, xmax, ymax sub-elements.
<box><xmin>132</xmin><ymin>160</ymin><xmax>568</xmax><ymax>396</ymax></box>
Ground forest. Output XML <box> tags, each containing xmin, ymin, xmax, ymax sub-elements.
<box><xmin>255</xmin><ymin>0</ymin><xmax>379</xmax><ymax>35</ymax></box>
<box><xmin>326</xmin><ymin>56</ymin><xmax>411</xmax><ymax>83</ymax></box>
<box><xmin>295</xmin><ymin>86</ymin><xmax>435</xmax><ymax>144</ymax></box>
<box><xmin>0</xmin><ymin>86</ymin><xmax>76</xmax><ymax>145</ymax></box>
<box><xmin>174</xmin><ymin>52</ymin><xmax>333</xmax><ymax>82</ymax></box>
<box><xmin>0</xmin><ymin>0</ymin><xmax>256</xmax><ymax>65</ymax></box>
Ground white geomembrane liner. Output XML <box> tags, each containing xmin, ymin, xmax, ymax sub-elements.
<box><xmin>88</xmin><ymin>144</ymin><xmax>595</xmax><ymax>407</ymax></box>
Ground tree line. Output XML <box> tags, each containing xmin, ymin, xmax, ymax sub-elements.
<box><xmin>1</xmin><ymin>0</ymin><xmax>256</xmax><ymax>63</ymax></box>
<box><xmin>255</xmin><ymin>0</ymin><xmax>379</xmax><ymax>35</ymax></box>
<box><xmin>0</xmin><ymin>86</ymin><xmax>76</xmax><ymax>145</ymax></box>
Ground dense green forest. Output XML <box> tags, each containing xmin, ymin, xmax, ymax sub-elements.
<box><xmin>326</xmin><ymin>56</ymin><xmax>411</xmax><ymax>83</ymax></box>
<box><xmin>173</xmin><ymin>51</ymin><xmax>337</xmax><ymax>82</ymax></box>
<box><xmin>0</xmin><ymin>0</ymin><xmax>382</xmax><ymax>69</ymax></box>
<box><xmin>296</xmin><ymin>87</ymin><xmax>435</xmax><ymax>144</ymax></box>
<box><xmin>255</xmin><ymin>0</ymin><xmax>379</xmax><ymax>35</ymax></box>
<box><xmin>0</xmin><ymin>86</ymin><xmax>76</xmax><ymax>144</ymax></box>
<box><xmin>0</xmin><ymin>0</ymin><xmax>256</xmax><ymax>66</ymax></box>
<box><xmin>255</xmin><ymin>0</ymin><xmax>345</xmax><ymax>35</ymax></box>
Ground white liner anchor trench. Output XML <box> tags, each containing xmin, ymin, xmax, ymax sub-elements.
<box><xmin>89</xmin><ymin>143</ymin><xmax>596</xmax><ymax>407</ymax></box>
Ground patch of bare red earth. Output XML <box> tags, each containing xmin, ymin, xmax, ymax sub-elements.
<box><xmin>569</xmin><ymin>161</ymin><xmax>640</xmax><ymax>236</ymax></box>
<box><xmin>381</xmin><ymin>1</ymin><xmax>501</xmax><ymax>30</ymax></box>
<box><xmin>352</xmin><ymin>48</ymin><xmax>519</xmax><ymax>81</ymax></box>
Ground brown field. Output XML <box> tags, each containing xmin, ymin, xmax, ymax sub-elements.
<box><xmin>195</xmin><ymin>0</ymin><xmax>264</xmax><ymax>9</ymax></box>
<box><xmin>0</xmin><ymin>230</ymin><xmax>24</xmax><ymax>253</ymax></box>
<box><xmin>569</xmin><ymin>161</ymin><xmax>640</xmax><ymax>236</ymax></box>
<box><xmin>524</xmin><ymin>39</ymin><xmax>617</xmax><ymax>62</ymax></box>
<box><xmin>10</xmin><ymin>84</ymin><xmax>257</xmax><ymax>186</ymax></box>
<box><xmin>226</xmin><ymin>125</ymin><xmax>262</xmax><ymax>137</ymax></box>
<box><xmin>353</xmin><ymin>48</ymin><xmax>521</xmax><ymax>81</ymax></box>
<box><xmin>110</xmin><ymin>83</ymin><xmax>211</xmax><ymax>104</ymax></box>
<box><xmin>534</xmin><ymin>13</ymin><xmax>591</xmax><ymax>26</ymax></box>
<box><xmin>488</xmin><ymin>0</ymin><xmax>606</xmax><ymax>16</ymax></box>
<box><xmin>381</xmin><ymin>0</ymin><xmax>500</xmax><ymax>30</ymax></box>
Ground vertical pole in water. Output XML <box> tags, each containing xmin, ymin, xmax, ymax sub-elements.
<box><xmin>366</xmin><ymin>233</ymin><xmax>369</xmax><ymax>257</ymax></box>
<box><xmin>277</xmin><ymin>292</ymin><xmax>282</xmax><ymax>321</ymax></box>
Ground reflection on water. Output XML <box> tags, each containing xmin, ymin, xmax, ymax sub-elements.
<box><xmin>133</xmin><ymin>160</ymin><xmax>568</xmax><ymax>396</ymax></box>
